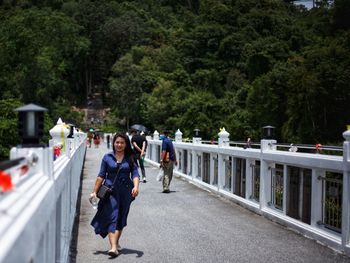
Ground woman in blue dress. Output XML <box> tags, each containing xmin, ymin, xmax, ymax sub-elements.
<box><xmin>90</xmin><ymin>133</ymin><xmax>140</xmax><ymax>257</ymax></box>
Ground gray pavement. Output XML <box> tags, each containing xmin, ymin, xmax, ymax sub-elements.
<box><xmin>74</xmin><ymin>143</ymin><xmax>350</xmax><ymax>263</ymax></box>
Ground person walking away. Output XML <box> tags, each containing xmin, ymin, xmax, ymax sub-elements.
<box><xmin>90</xmin><ymin>133</ymin><xmax>140</xmax><ymax>257</ymax></box>
<box><xmin>141</xmin><ymin>131</ymin><xmax>148</xmax><ymax>157</ymax></box>
<box><xmin>87</xmin><ymin>132</ymin><xmax>93</xmax><ymax>148</ymax></box>
<box><xmin>160</xmin><ymin>130</ymin><xmax>177</xmax><ymax>193</ymax></box>
<box><xmin>106</xmin><ymin>134</ymin><xmax>111</xmax><ymax>149</ymax></box>
<box><xmin>131</xmin><ymin>131</ymin><xmax>147</xmax><ymax>182</ymax></box>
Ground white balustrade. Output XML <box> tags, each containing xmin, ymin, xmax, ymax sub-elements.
<box><xmin>145</xmin><ymin>128</ymin><xmax>350</xmax><ymax>256</ymax></box>
<box><xmin>0</xmin><ymin>120</ymin><xmax>87</xmax><ymax>263</ymax></box>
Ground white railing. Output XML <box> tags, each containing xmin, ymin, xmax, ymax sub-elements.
<box><xmin>146</xmin><ymin>129</ymin><xmax>350</xmax><ymax>256</ymax></box>
<box><xmin>0</xmin><ymin>130</ymin><xmax>86</xmax><ymax>263</ymax></box>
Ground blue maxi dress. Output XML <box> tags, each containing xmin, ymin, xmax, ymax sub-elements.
<box><xmin>91</xmin><ymin>152</ymin><xmax>139</xmax><ymax>238</ymax></box>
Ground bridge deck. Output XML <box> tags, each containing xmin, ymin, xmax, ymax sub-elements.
<box><xmin>73</xmin><ymin>144</ymin><xmax>350</xmax><ymax>263</ymax></box>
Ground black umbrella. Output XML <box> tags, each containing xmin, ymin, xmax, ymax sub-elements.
<box><xmin>130</xmin><ymin>124</ymin><xmax>148</xmax><ymax>132</ymax></box>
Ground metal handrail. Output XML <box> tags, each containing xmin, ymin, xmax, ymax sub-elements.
<box><xmin>275</xmin><ymin>143</ymin><xmax>343</xmax><ymax>152</ymax></box>
<box><xmin>199</xmin><ymin>140</ymin><xmax>343</xmax><ymax>153</ymax></box>
<box><xmin>0</xmin><ymin>157</ymin><xmax>25</xmax><ymax>171</ymax></box>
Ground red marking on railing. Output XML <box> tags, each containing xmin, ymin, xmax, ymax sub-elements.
<box><xmin>20</xmin><ymin>165</ymin><xmax>29</xmax><ymax>176</ymax></box>
<box><xmin>0</xmin><ymin>170</ymin><xmax>13</xmax><ymax>193</ymax></box>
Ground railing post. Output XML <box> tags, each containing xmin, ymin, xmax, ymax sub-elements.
<box><xmin>153</xmin><ymin>130</ymin><xmax>159</xmax><ymax>140</ymax></box>
<box><xmin>152</xmin><ymin>130</ymin><xmax>159</xmax><ymax>162</ymax></box>
<box><xmin>192</xmin><ymin>150</ymin><xmax>197</xmax><ymax>178</ymax></box>
<box><xmin>174</xmin><ymin>129</ymin><xmax>182</xmax><ymax>172</ymax></box>
<box><xmin>218</xmin><ymin>128</ymin><xmax>229</xmax><ymax>147</ymax></box>
<box><xmin>246</xmin><ymin>159</ymin><xmax>254</xmax><ymax>200</ymax></box>
<box><xmin>260</xmin><ymin>139</ymin><xmax>276</xmax><ymax>209</ymax></box>
<box><xmin>49</xmin><ymin>118</ymin><xmax>70</xmax><ymax>157</ymax></box>
<box><xmin>310</xmin><ymin>169</ymin><xmax>323</xmax><ymax>228</ymax></box>
<box><xmin>193</xmin><ymin>129</ymin><xmax>201</xmax><ymax>144</ymax></box>
<box><xmin>217</xmin><ymin>128</ymin><xmax>230</xmax><ymax>190</ymax></box>
<box><xmin>175</xmin><ymin>129</ymin><xmax>183</xmax><ymax>143</ymax></box>
<box><xmin>146</xmin><ymin>135</ymin><xmax>152</xmax><ymax>159</ymax></box>
<box><xmin>65</xmin><ymin>126</ymin><xmax>74</xmax><ymax>159</ymax></box>
<box><xmin>66</xmin><ymin>138</ymin><xmax>73</xmax><ymax>158</ymax></box>
<box><xmin>218</xmin><ymin>153</ymin><xmax>225</xmax><ymax>190</ymax></box>
<box><xmin>210</xmin><ymin>153</ymin><xmax>215</xmax><ymax>186</ymax></box>
<box><xmin>191</xmin><ymin>129</ymin><xmax>200</xmax><ymax>177</ymax></box>
<box><xmin>342</xmin><ymin>129</ymin><xmax>350</xmax><ymax>247</ymax></box>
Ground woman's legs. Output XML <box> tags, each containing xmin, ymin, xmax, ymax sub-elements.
<box><xmin>108</xmin><ymin>232</ymin><xmax>118</xmax><ymax>251</ymax></box>
<box><xmin>108</xmin><ymin>229</ymin><xmax>123</xmax><ymax>251</ymax></box>
<box><xmin>116</xmin><ymin>229</ymin><xmax>123</xmax><ymax>248</ymax></box>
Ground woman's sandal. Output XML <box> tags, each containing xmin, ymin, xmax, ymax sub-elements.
<box><xmin>108</xmin><ymin>249</ymin><xmax>119</xmax><ymax>257</ymax></box>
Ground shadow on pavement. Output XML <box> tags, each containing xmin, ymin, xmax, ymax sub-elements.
<box><xmin>158</xmin><ymin>190</ymin><xmax>178</xmax><ymax>194</ymax></box>
<box><xmin>93</xmin><ymin>250</ymin><xmax>109</xmax><ymax>256</ymax></box>
<box><xmin>119</xmin><ymin>248</ymin><xmax>144</xmax><ymax>258</ymax></box>
<box><xmin>93</xmin><ymin>248</ymin><xmax>144</xmax><ymax>258</ymax></box>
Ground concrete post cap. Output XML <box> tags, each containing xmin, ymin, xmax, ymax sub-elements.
<box><xmin>56</xmin><ymin>118</ymin><xmax>63</xmax><ymax>125</ymax></box>
<box><xmin>218</xmin><ymin>127</ymin><xmax>230</xmax><ymax>137</ymax></box>
<box><xmin>175</xmin><ymin>129</ymin><xmax>183</xmax><ymax>136</ymax></box>
<box><xmin>343</xmin><ymin>129</ymin><xmax>350</xmax><ymax>141</ymax></box>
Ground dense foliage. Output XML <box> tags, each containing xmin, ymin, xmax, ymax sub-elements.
<box><xmin>0</xmin><ymin>0</ymin><xmax>349</xmax><ymax>159</ymax></box>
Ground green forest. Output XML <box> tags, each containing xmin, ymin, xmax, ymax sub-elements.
<box><xmin>0</xmin><ymin>0</ymin><xmax>350</xmax><ymax>159</ymax></box>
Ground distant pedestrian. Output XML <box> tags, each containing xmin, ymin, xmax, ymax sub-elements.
<box><xmin>244</xmin><ymin>137</ymin><xmax>252</xmax><ymax>149</ymax></box>
<box><xmin>316</xmin><ymin>143</ymin><xmax>322</xmax><ymax>154</ymax></box>
<box><xmin>289</xmin><ymin>144</ymin><xmax>298</xmax><ymax>152</ymax></box>
<box><xmin>132</xmin><ymin>131</ymin><xmax>148</xmax><ymax>183</ymax></box>
<box><xmin>90</xmin><ymin>133</ymin><xmax>140</xmax><ymax>257</ymax></box>
<box><xmin>93</xmin><ymin>133</ymin><xmax>100</xmax><ymax>148</ymax></box>
<box><xmin>160</xmin><ymin>130</ymin><xmax>177</xmax><ymax>193</ymax></box>
<box><xmin>87</xmin><ymin>132</ymin><xmax>93</xmax><ymax>148</ymax></box>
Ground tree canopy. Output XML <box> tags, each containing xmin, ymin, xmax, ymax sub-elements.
<box><xmin>0</xmin><ymin>0</ymin><xmax>349</xmax><ymax>159</ymax></box>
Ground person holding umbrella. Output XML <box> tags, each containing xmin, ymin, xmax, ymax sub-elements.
<box><xmin>130</xmin><ymin>124</ymin><xmax>148</xmax><ymax>134</ymax></box>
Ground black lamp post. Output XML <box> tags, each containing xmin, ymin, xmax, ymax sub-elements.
<box><xmin>67</xmin><ymin>123</ymin><xmax>75</xmax><ymax>138</ymax></box>
<box><xmin>193</xmin><ymin>128</ymin><xmax>201</xmax><ymax>138</ymax></box>
<box><xmin>262</xmin><ymin>125</ymin><xmax>275</xmax><ymax>139</ymax></box>
<box><xmin>14</xmin><ymin>103</ymin><xmax>48</xmax><ymax>146</ymax></box>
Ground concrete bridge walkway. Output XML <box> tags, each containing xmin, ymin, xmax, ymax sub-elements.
<box><xmin>73</xmin><ymin>143</ymin><xmax>350</xmax><ymax>263</ymax></box>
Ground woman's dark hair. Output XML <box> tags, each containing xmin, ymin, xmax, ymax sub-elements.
<box><xmin>112</xmin><ymin>133</ymin><xmax>136</xmax><ymax>167</ymax></box>
<box><xmin>112</xmin><ymin>133</ymin><xmax>133</xmax><ymax>156</ymax></box>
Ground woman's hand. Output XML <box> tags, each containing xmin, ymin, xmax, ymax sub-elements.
<box><xmin>89</xmin><ymin>192</ymin><xmax>97</xmax><ymax>201</ymax></box>
<box><xmin>131</xmin><ymin>187</ymin><xmax>139</xmax><ymax>198</ymax></box>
